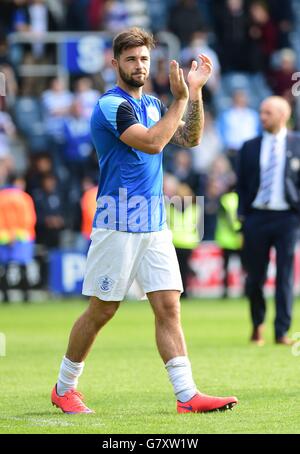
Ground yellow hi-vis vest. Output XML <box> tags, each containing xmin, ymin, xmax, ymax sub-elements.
<box><xmin>215</xmin><ymin>192</ymin><xmax>242</xmax><ymax>250</ymax></box>
<box><xmin>166</xmin><ymin>202</ymin><xmax>200</xmax><ymax>250</ymax></box>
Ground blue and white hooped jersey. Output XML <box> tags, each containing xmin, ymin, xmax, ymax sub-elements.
<box><xmin>91</xmin><ymin>85</ymin><xmax>167</xmax><ymax>233</ymax></box>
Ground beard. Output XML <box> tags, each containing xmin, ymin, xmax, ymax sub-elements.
<box><xmin>118</xmin><ymin>65</ymin><xmax>146</xmax><ymax>88</ymax></box>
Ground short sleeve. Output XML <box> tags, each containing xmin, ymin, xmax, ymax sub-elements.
<box><xmin>116</xmin><ymin>101</ymin><xmax>139</xmax><ymax>135</ymax></box>
<box><xmin>99</xmin><ymin>96</ymin><xmax>139</xmax><ymax>137</ymax></box>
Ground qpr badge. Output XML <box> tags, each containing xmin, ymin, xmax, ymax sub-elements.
<box><xmin>99</xmin><ymin>275</ymin><xmax>114</xmax><ymax>293</ymax></box>
<box><xmin>290</xmin><ymin>157</ymin><xmax>300</xmax><ymax>172</ymax></box>
<box><xmin>147</xmin><ymin>105</ymin><xmax>160</xmax><ymax>122</ymax></box>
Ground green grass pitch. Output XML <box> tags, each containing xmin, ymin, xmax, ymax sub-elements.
<box><xmin>0</xmin><ymin>298</ymin><xmax>300</xmax><ymax>434</ymax></box>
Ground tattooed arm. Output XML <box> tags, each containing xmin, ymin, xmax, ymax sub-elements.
<box><xmin>171</xmin><ymin>55</ymin><xmax>212</xmax><ymax>148</ymax></box>
<box><xmin>171</xmin><ymin>94</ymin><xmax>204</xmax><ymax>147</ymax></box>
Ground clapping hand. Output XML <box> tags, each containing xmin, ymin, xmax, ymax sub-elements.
<box><xmin>187</xmin><ymin>54</ymin><xmax>213</xmax><ymax>91</ymax></box>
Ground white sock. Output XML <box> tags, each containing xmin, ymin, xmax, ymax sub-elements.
<box><xmin>165</xmin><ymin>356</ymin><xmax>197</xmax><ymax>403</ymax></box>
<box><xmin>57</xmin><ymin>356</ymin><xmax>84</xmax><ymax>396</ymax></box>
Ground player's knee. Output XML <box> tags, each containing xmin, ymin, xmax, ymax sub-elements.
<box><xmin>100</xmin><ymin>303</ymin><xmax>119</xmax><ymax>321</ymax></box>
<box><xmin>155</xmin><ymin>299</ymin><xmax>180</xmax><ymax>322</ymax></box>
<box><xmin>88</xmin><ymin>298</ymin><xmax>120</xmax><ymax>325</ymax></box>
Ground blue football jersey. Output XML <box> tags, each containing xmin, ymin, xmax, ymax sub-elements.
<box><xmin>91</xmin><ymin>86</ymin><xmax>167</xmax><ymax>232</ymax></box>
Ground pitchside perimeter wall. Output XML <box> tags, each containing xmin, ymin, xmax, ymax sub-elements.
<box><xmin>47</xmin><ymin>242</ymin><xmax>300</xmax><ymax>298</ymax></box>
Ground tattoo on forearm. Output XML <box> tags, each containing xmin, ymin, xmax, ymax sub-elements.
<box><xmin>171</xmin><ymin>100</ymin><xmax>203</xmax><ymax>147</ymax></box>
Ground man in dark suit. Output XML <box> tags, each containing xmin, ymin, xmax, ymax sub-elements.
<box><xmin>237</xmin><ymin>96</ymin><xmax>300</xmax><ymax>346</ymax></box>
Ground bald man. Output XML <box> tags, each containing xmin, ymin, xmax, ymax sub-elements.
<box><xmin>237</xmin><ymin>96</ymin><xmax>300</xmax><ymax>346</ymax></box>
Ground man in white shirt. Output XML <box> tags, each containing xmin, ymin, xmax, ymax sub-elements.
<box><xmin>237</xmin><ymin>96</ymin><xmax>300</xmax><ymax>346</ymax></box>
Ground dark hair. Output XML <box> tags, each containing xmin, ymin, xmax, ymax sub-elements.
<box><xmin>113</xmin><ymin>27</ymin><xmax>155</xmax><ymax>59</ymax></box>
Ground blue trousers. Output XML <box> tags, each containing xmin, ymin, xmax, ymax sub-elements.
<box><xmin>243</xmin><ymin>209</ymin><xmax>300</xmax><ymax>339</ymax></box>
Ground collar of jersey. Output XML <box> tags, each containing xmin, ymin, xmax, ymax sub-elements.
<box><xmin>116</xmin><ymin>86</ymin><xmax>142</xmax><ymax>104</ymax></box>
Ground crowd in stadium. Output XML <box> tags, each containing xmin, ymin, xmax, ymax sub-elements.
<box><xmin>0</xmin><ymin>0</ymin><xmax>300</xmax><ymax>294</ymax></box>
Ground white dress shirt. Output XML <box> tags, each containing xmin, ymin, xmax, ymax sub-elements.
<box><xmin>253</xmin><ymin>127</ymin><xmax>290</xmax><ymax>210</ymax></box>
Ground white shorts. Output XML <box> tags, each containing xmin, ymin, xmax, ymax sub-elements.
<box><xmin>82</xmin><ymin>228</ymin><xmax>183</xmax><ymax>301</ymax></box>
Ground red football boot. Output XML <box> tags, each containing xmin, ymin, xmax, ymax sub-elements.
<box><xmin>177</xmin><ymin>392</ymin><xmax>238</xmax><ymax>413</ymax></box>
<box><xmin>51</xmin><ymin>385</ymin><xmax>94</xmax><ymax>414</ymax></box>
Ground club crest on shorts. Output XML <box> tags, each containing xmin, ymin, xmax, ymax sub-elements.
<box><xmin>99</xmin><ymin>275</ymin><xmax>114</xmax><ymax>292</ymax></box>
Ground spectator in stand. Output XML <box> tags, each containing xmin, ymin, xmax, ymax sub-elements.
<box><xmin>168</xmin><ymin>0</ymin><xmax>206</xmax><ymax>47</ymax></box>
<box><xmin>196</xmin><ymin>0</ymin><xmax>214</xmax><ymax>27</ymax></box>
<box><xmin>12</xmin><ymin>0</ymin><xmax>59</xmax><ymax>60</ymax></box>
<box><xmin>25</xmin><ymin>152</ymin><xmax>54</xmax><ymax>195</ymax></box>
<box><xmin>151</xmin><ymin>58</ymin><xmax>172</xmax><ymax>106</ymax></box>
<box><xmin>146</xmin><ymin>0</ymin><xmax>170</xmax><ymax>33</ymax></box>
<box><xmin>181</xmin><ymin>30</ymin><xmax>221</xmax><ymax>102</ymax></box>
<box><xmin>0</xmin><ymin>157</ymin><xmax>8</xmax><ymax>187</ymax></box>
<box><xmin>248</xmin><ymin>1</ymin><xmax>279</xmax><ymax>74</ymax></box>
<box><xmin>64</xmin><ymin>0</ymin><xmax>91</xmax><ymax>31</ymax></box>
<box><xmin>191</xmin><ymin>110</ymin><xmax>223</xmax><ymax>174</ymax></box>
<box><xmin>0</xmin><ymin>103</ymin><xmax>16</xmax><ymax>180</ymax></box>
<box><xmin>42</xmin><ymin>77</ymin><xmax>73</xmax><ymax>138</ymax></box>
<box><xmin>102</xmin><ymin>0</ymin><xmax>129</xmax><ymax>33</ymax></box>
<box><xmin>0</xmin><ymin>173</ymin><xmax>36</xmax><ymax>302</ymax></box>
<box><xmin>217</xmin><ymin>90</ymin><xmax>261</xmax><ymax>168</ymax></box>
<box><xmin>215</xmin><ymin>186</ymin><xmax>243</xmax><ymax>298</ymax></box>
<box><xmin>62</xmin><ymin>99</ymin><xmax>93</xmax><ymax>190</ymax></box>
<box><xmin>87</xmin><ymin>148</ymin><xmax>101</xmax><ymax>185</ymax></box>
<box><xmin>0</xmin><ymin>33</ymin><xmax>18</xmax><ymax>107</ymax></box>
<box><xmin>268</xmin><ymin>49</ymin><xmax>297</xmax><ymax>106</ymax></box>
<box><xmin>88</xmin><ymin>0</ymin><xmax>106</xmax><ymax>30</ymax></box>
<box><xmin>41</xmin><ymin>77</ymin><xmax>73</xmax><ymax>176</ymax></box>
<box><xmin>33</xmin><ymin>173</ymin><xmax>66</xmax><ymax>249</ymax></box>
<box><xmin>166</xmin><ymin>182</ymin><xmax>200</xmax><ymax>297</ymax></box>
<box><xmin>0</xmin><ymin>32</ymin><xmax>14</xmax><ymax>68</ymax></box>
<box><xmin>170</xmin><ymin>149</ymin><xmax>202</xmax><ymax>196</ymax></box>
<box><xmin>0</xmin><ymin>65</ymin><xmax>18</xmax><ymax>109</ymax></box>
<box><xmin>143</xmin><ymin>78</ymin><xmax>157</xmax><ymax>97</ymax></box>
<box><xmin>101</xmin><ymin>47</ymin><xmax>117</xmax><ymax>91</ymax></box>
<box><xmin>8</xmin><ymin>0</ymin><xmax>29</xmax><ymax>66</ymax></box>
<box><xmin>0</xmin><ymin>0</ymin><xmax>16</xmax><ymax>35</ymax></box>
<box><xmin>213</xmin><ymin>0</ymin><xmax>250</xmax><ymax>73</ymax></box>
<box><xmin>203</xmin><ymin>155</ymin><xmax>236</xmax><ymax>240</ymax></box>
<box><xmin>267</xmin><ymin>0</ymin><xmax>293</xmax><ymax>49</ymax></box>
<box><xmin>74</xmin><ymin>77</ymin><xmax>100</xmax><ymax>120</ymax></box>
<box><xmin>0</xmin><ymin>150</ymin><xmax>15</xmax><ymax>188</ymax></box>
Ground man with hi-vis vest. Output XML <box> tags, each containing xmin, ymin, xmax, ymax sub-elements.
<box><xmin>0</xmin><ymin>175</ymin><xmax>36</xmax><ymax>302</ymax></box>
